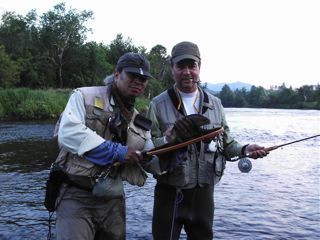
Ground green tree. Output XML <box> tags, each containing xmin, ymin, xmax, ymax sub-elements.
<box><xmin>219</xmin><ymin>84</ymin><xmax>235</xmax><ymax>107</ymax></box>
<box><xmin>233</xmin><ymin>88</ymin><xmax>248</xmax><ymax>107</ymax></box>
<box><xmin>106</xmin><ymin>34</ymin><xmax>139</xmax><ymax>65</ymax></box>
<box><xmin>147</xmin><ymin>44</ymin><xmax>171</xmax><ymax>94</ymax></box>
<box><xmin>297</xmin><ymin>85</ymin><xmax>315</xmax><ymax>102</ymax></box>
<box><xmin>0</xmin><ymin>10</ymin><xmax>40</xmax><ymax>87</ymax></box>
<box><xmin>0</xmin><ymin>45</ymin><xmax>20</xmax><ymax>87</ymax></box>
<box><xmin>148</xmin><ymin>45</ymin><xmax>169</xmax><ymax>80</ymax></box>
<box><xmin>62</xmin><ymin>42</ymin><xmax>113</xmax><ymax>87</ymax></box>
<box><xmin>39</xmin><ymin>2</ymin><xmax>93</xmax><ymax>88</ymax></box>
<box><xmin>277</xmin><ymin>84</ymin><xmax>298</xmax><ymax>106</ymax></box>
<box><xmin>0</xmin><ymin>11</ymin><xmax>30</xmax><ymax>58</ymax></box>
<box><xmin>247</xmin><ymin>86</ymin><xmax>268</xmax><ymax>107</ymax></box>
<box><xmin>149</xmin><ymin>45</ymin><xmax>174</xmax><ymax>91</ymax></box>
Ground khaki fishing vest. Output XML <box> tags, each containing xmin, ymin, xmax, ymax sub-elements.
<box><xmin>55</xmin><ymin>86</ymin><xmax>150</xmax><ymax>182</ymax></box>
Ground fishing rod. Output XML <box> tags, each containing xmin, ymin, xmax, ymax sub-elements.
<box><xmin>230</xmin><ymin>134</ymin><xmax>320</xmax><ymax>162</ymax></box>
<box><xmin>229</xmin><ymin>134</ymin><xmax>320</xmax><ymax>173</ymax></box>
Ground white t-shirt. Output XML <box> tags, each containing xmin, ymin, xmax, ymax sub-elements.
<box><xmin>178</xmin><ymin>89</ymin><xmax>200</xmax><ymax>115</ymax></box>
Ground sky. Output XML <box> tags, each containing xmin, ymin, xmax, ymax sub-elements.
<box><xmin>0</xmin><ymin>0</ymin><xmax>319</xmax><ymax>89</ymax></box>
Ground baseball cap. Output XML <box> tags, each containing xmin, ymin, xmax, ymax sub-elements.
<box><xmin>116</xmin><ymin>52</ymin><xmax>152</xmax><ymax>78</ymax></box>
<box><xmin>171</xmin><ymin>41</ymin><xmax>201</xmax><ymax>64</ymax></box>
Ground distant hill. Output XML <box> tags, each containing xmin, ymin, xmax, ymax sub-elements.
<box><xmin>204</xmin><ymin>81</ymin><xmax>253</xmax><ymax>92</ymax></box>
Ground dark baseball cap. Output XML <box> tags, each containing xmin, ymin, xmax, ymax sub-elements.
<box><xmin>171</xmin><ymin>41</ymin><xmax>201</xmax><ymax>64</ymax></box>
<box><xmin>116</xmin><ymin>52</ymin><xmax>152</xmax><ymax>78</ymax></box>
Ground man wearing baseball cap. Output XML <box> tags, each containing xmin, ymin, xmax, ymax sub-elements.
<box><xmin>147</xmin><ymin>41</ymin><xmax>268</xmax><ymax>239</ymax></box>
<box><xmin>49</xmin><ymin>52</ymin><xmax>154</xmax><ymax>239</ymax></box>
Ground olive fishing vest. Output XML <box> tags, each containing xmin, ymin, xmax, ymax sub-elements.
<box><xmin>55</xmin><ymin>85</ymin><xmax>150</xmax><ymax>184</ymax></box>
<box><xmin>149</xmin><ymin>87</ymin><xmax>243</xmax><ymax>188</ymax></box>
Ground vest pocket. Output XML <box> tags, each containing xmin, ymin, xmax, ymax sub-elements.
<box><xmin>65</xmin><ymin>154</ymin><xmax>100</xmax><ymax>176</ymax></box>
<box><xmin>204</xmin><ymin>141</ymin><xmax>225</xmax><ymax>185</ymax></box>
<box><xmin>157</xmin><ymin>157</ymin><xmax>190</xmax><ymax>187</ymax></box>
<box><xmin>92</xmin><ymin>174</ymin><xmax>124</xmax><ymax>199</ymax></box>
<box><xmin>213</xmin><ymin>154</ymin><xmax>226</xmax><ymax>185</ymax></box>
<box><xmin>86</xmin><ymin>109</ymin><xmax>111</xmax><ymax>137</ymax></box>
<box><xmin>126</xmin><ymin>127</ymin><xmax>146</xmax><ymax>150</ymax></box>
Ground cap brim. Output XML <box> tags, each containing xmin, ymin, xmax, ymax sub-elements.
<box><xmin>171</xmin><ymin>54</ymin><xmax>200</xmax><ymax>64</ymax></box>
<box><xmin>123</xmin><ymin>67</ymin><xmax>152</xmax><ymax>78</ymax></box>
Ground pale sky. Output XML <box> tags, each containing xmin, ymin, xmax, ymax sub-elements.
<box><xmin>1</xmin><ymin>0</ymin><xmax>319</xmax><ymax>89</ymax></box>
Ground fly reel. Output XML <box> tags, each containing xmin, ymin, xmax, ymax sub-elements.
<box><xmin>238</xmin><ymin>158</ymin><xmax>252</xmax><ymax>173</ymax></box>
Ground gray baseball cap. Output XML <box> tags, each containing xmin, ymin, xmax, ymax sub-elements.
<box><xmin>171</xmin><ymin>41</ymin><xmax>201</xmax><ymax>64</ymax></box>
<box><xmin>116</xmin><ymin>52</ymin><xmax>152</xmax><ymax>78</ymax></box>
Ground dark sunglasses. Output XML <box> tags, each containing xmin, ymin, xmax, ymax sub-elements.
<box><xmin>126</xmin><ymin>72</ymin><xmax>148</xmax><ymax>82</ymax></box>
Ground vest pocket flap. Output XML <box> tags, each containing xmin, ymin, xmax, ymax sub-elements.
<box><xmin>134</xmin><ymin>114</ymin><xmax>152</xmax><ymax>131</ymax></box>
<box><xmin>126</xmin><ymin>127</ymin><xmax>146</xmax><ymax>149</ymax></box>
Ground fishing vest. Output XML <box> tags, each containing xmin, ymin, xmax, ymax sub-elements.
<box><xmin>149</xmin><ymin>87</ymin><xmax>241</xmax><ymax>188</ymax></box>
<box><xmin>55</xmin><ymin>85</ymin><xmax>150</xmax><ymax>186</ymax></box>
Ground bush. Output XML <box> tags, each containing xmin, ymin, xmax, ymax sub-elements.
<box><xmin>0</xmin><ymin>88</ymin><xmax>70</xmax><ymax>120</ymax></box>
<box><xmin>136</xmin><ymin>97</ymin><xmax>150</xmax><ymax>115</ymax></box>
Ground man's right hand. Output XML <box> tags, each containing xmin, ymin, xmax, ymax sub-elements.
<box><xmin>170</xmin><ymin>114</ymin><xmax>210</xmax><ymax>143</ymax></box>
<box><xmin>124</xmin><ymin>146</ymin><xmax>144</xmax><ymax>163</ymax></box>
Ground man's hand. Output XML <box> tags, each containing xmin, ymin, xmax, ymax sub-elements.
<box><xmin>169</xmin><ymin>114</ymin><xmax>210</xmax><ymax>143</ymax></box>
<box><xmin>164</xmin><ymin>126</ymin><xmax>176</xmax><ymax>143</ymax></box>
<box><xmin>125</xmin><ymin>146</ymin><xmax>144</xmax><ymax>163</ymax></box>
<box><xmin>244</xmin><ymin>144</ymin><xmax>269</xmax><ymax>159</ymax></box>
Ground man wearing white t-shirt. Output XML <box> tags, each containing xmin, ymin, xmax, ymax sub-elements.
<box><xmin>147</xmin><ymin>41</ymin><xmax>269</xmax><ymax>240</ymax></box>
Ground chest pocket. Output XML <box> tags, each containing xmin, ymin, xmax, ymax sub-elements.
<box><xmin>85</xmin><ymin>107</ymin><xmax>112</xmax><ymax>138</ymax></box>
<box><xmin>126</xmin><ymin>124</ymin><xmax>148</xmax><ymax>150</ymax></box>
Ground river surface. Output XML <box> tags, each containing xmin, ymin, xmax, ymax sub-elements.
<box><xmin>0</xmin><ymin>108</ymin><xmax>319</xmax><ymax>240</ymax></box>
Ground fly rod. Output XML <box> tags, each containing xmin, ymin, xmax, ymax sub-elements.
<box><xmin>143</xmin><ymin>127</ymin><xmax>224</xmax><ymax>157</ymax></box>
<box><xmin>230</xmin><ymin>134</ymin><xmax>320</xmax><ymax>162</ymax></box>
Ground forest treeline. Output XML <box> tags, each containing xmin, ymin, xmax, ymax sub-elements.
<box><xmin>0</xmin><ymin>2</ymin><xmax>319</xmax><ymax>115</ymax></box>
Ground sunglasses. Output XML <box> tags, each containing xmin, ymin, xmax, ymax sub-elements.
<box><xmin>126</xmin><ymin>72</ymin><xmax>148</xmax><ymax>82</ymax></box>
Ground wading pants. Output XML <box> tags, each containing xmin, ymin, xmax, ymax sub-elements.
<box><xmin>152</xmin><ymin>183</ymin><xmax>214</xmax><ymax>240</ymax></box>
<box><xmin>56</xmin><ymin>186</ymin><xmax>125</xmax><ymax>240</ymax></box>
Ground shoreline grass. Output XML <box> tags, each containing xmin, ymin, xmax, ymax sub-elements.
<box><xmin>0</xmin><ymin>88</ymin><xmax>71</xmax><ymax>121</ymax></box>
<box><xmin>1</xmin><ymin>88</ymin><xmax>317</xmax><ymax>121</ymax></box>
<box><xmin>0</xmin><ymin>88</ymin><xmax>151</xmax><ymax>121</ymax></box>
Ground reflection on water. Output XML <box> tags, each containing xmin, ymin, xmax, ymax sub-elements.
<box><xmin>0</xmin><ymin>109</ymin><xmax>319</xmax><ymax>240</ymax></box>
<box><xmin>0</xmin><ymin>121</ymin><xmax>56</xmax><ymax>144</ymax></box>
<box><xmin>0</xmin><ymin>122</ymin><xmax>58</xmax><ymax>240</ymax></box>
<box><xmin>0</xmin><ymin>140</ymin><xmax>59</xmax><ymax>173</ymax></box>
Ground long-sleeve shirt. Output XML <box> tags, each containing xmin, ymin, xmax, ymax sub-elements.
<box><xmin>58</xmin><ymin>89</ymin><xmax>127</xmax><ymax>166</ymax></box>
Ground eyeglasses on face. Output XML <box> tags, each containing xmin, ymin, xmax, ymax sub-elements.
<box><xmin>124</xmin><ymin>72</ymin><xmax>148</xmax><ymax>82</ymax></box>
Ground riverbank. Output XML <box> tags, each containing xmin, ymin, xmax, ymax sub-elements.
<box><xmin>0</xmin><ymin>88</ymin><xmax>70</xmax><ymax>121</ymax></box>
<box><xmin>1</xmin><ymin>88</ymin><xmax>319</xmax><ymax>121</ymax></box>
<box><xmin>0</xmin><ymin>88</ymin><xmax>150</xmax><ymax>121</ymax></box>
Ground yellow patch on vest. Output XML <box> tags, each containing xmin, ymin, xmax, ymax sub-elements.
<box><xmin>94</xmin><ymin>97</ymin><xmax>104</xmax><ymax>109</ymax></box>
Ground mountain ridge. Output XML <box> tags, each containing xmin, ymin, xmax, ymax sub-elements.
<box><xmin>204</xmin><ymin>81</ymin><xmax>253</xmax><ymax>92</ymax></box>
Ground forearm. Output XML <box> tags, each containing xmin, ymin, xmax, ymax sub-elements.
<box><xmin>84</xmin><ymin>141</ymin><xmax>128</xmax><ymax>166</ymax></box>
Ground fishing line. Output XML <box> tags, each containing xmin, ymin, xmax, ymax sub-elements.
<box><xmin>169</xmin><ymin>189</ymin><xmax>183</xmax><ymax>240</ymax></box>
<box><xmin>47</xmin><ymin>211</ymin><xmax>54</xmax><ymax>240</ymax></box>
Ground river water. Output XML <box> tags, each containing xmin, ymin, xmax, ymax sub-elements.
<box><xmin>0</xmin><ymin>108</ymin><xmax>319</xmax><ymax>240</ymax></box>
